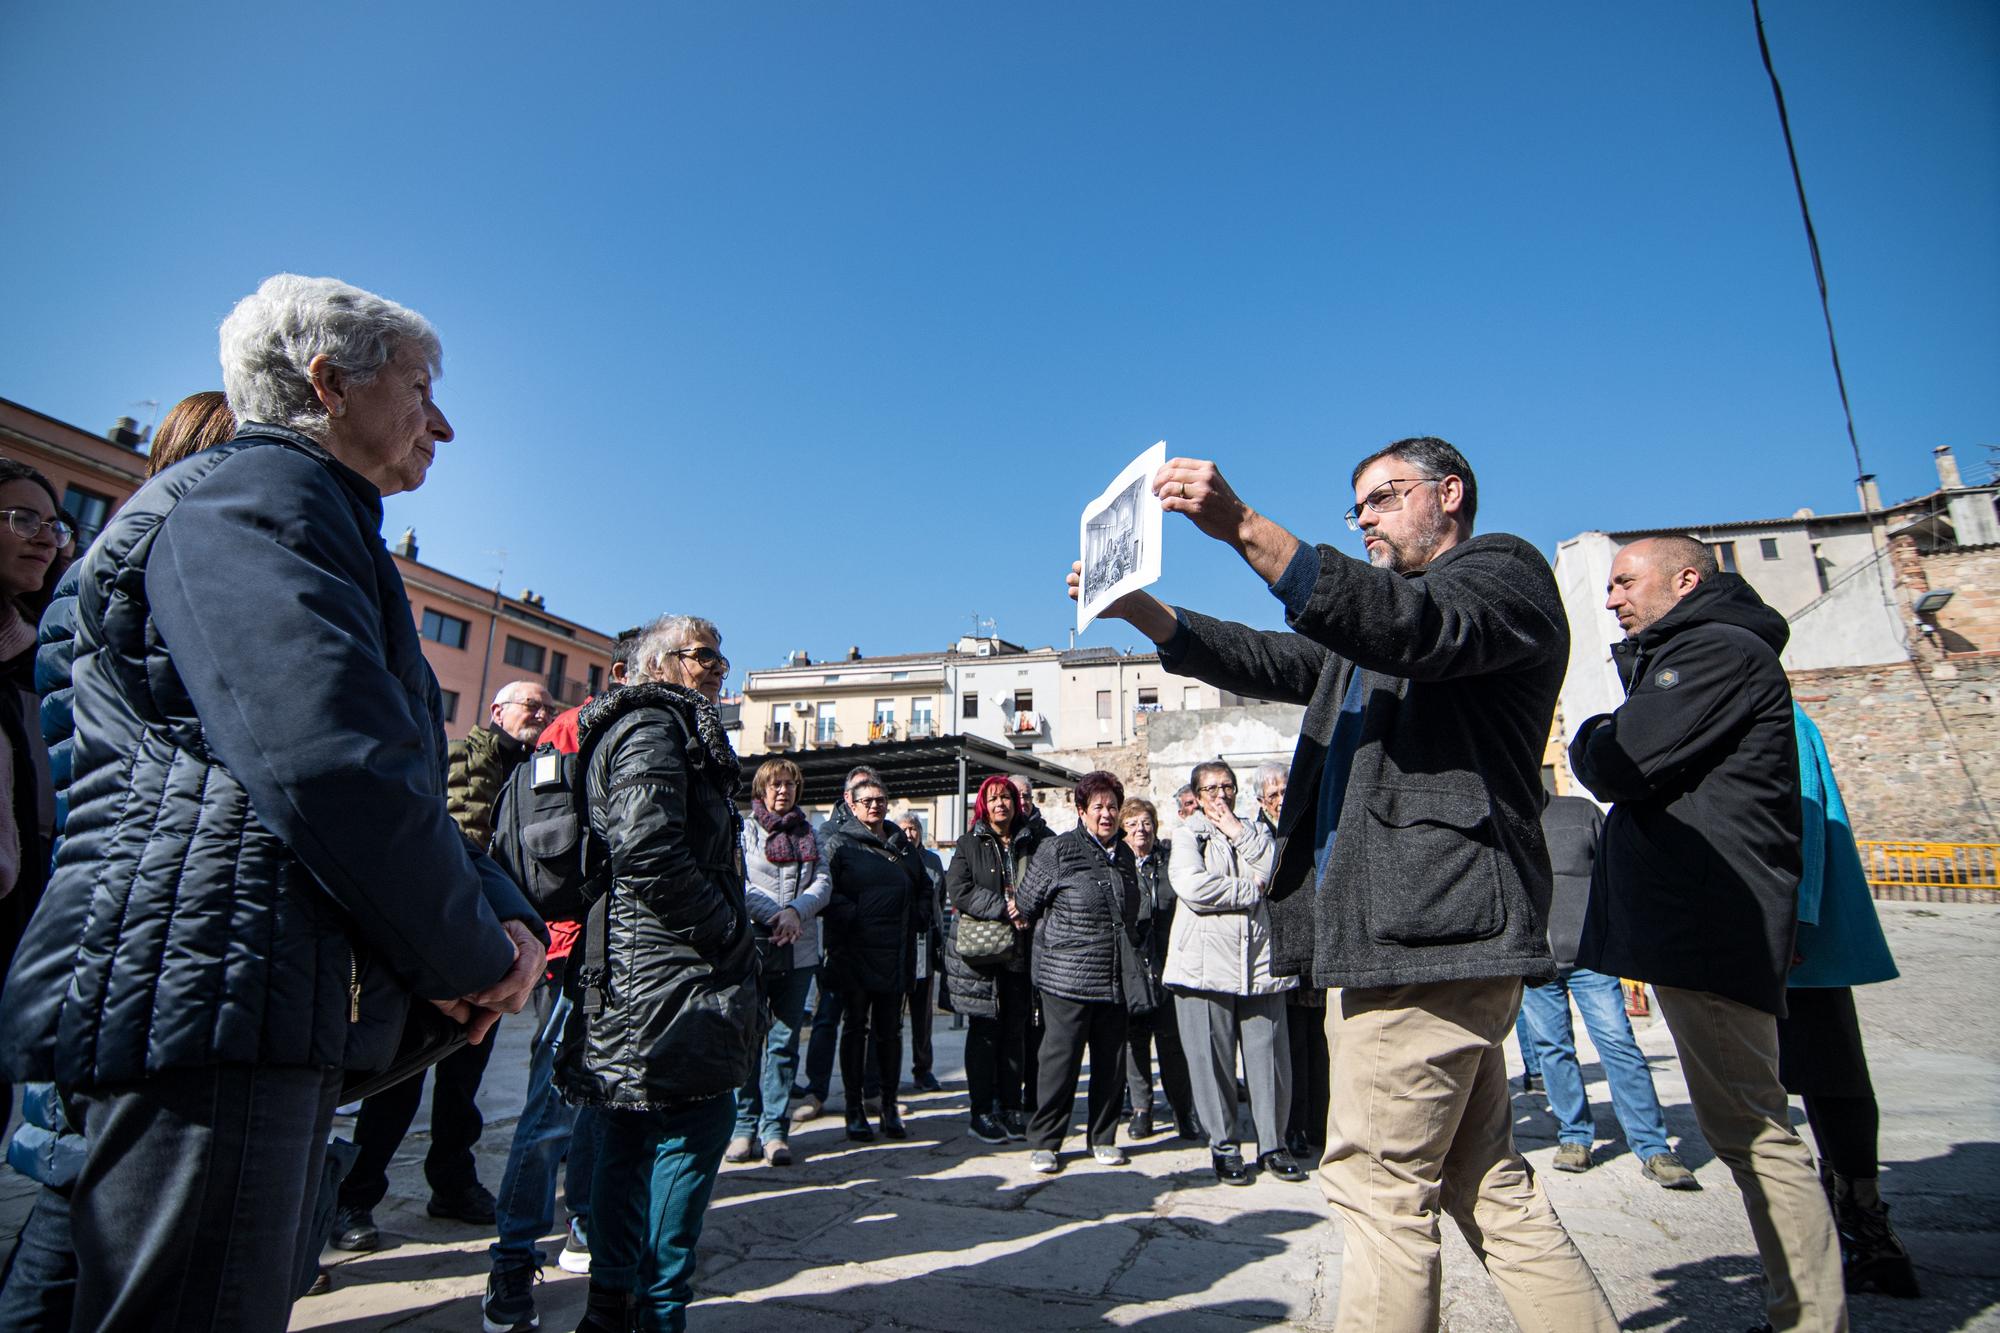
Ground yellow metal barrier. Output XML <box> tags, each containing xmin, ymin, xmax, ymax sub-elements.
<box><xmin>1856</xmin><ymin>841</ymin><xmax>2000</xmax><ymax>894</ymax></box>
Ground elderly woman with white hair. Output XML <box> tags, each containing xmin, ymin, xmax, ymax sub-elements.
<box><xmin>0</xmin><ymin>274</ymin><xmax>546</xmax><ymax>1331</ymax></box>
<box><xmin>556</xmin><ymin>613</ymin><xmax>762</xmax><ymax>1333</ymax></box>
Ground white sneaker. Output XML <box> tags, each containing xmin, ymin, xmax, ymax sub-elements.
<box><xmin>1029</xmin><ymin>1150</ymin><xmax>1061</xmax><ymax>1174</ymax></box>
<box><xmin>557</xmin><ymin>1217</ymin><xmax>590</xmax><ymax>1275</ymax></box>
<box><xmin>1092</xmin><ymin>1144</ymin><xmax>1129</xmax><ymax>1166</ymax></box>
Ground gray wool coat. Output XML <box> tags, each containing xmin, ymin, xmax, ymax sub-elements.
<box><xmin>1159</xmin><ymin>533</ymin><xmax>1565</xmax><ymax>990</ymax></box>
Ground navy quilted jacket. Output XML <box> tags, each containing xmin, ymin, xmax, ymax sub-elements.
<box><xmin>1015</xmin><ymin>825</ymin><xmax>1138</xmax><ymax>1004</ymax></box>
<box><xmin>0</xmin><ymin>427</ymin><xmax>541</xmax><ymax>1087</ymax></box>
<box><xmin>34</xmin><ymin>561</ymin><xmax>79</xmax><ymax>866</ymax></box>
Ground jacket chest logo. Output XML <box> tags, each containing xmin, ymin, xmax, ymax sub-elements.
<box><xmin>1653</xmin><ymin>668</ymin><xmax>1679</xmax><ymax>689</ymax></box>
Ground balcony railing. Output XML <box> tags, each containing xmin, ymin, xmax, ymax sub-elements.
<box><xmin>907</xmin><ymin>720</ymin><xmax>936</xmax><ymax>740</ymax></box>
<box><xmin>763</xmin><ymin>722</ymin><xmax>795</xmax><ymax>749</ymax></box>
<box><xmin>1005</xmin><ymin>712</ymin><xmax>1045</xmax><ymax>748</ymax></box>
<box><xmin>810</xmin><ymin>724</ymin><xmax>842</xmax><ymax>747</ymax></box>
<box><xmin>868</xmin><ymin>721</ymin><xmax>900</xmax><ymax>742</ymax></box>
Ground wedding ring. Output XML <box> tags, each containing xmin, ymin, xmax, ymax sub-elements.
<box><xmin>1181</xmin><ymin>482</ymin><xmax>1188</xmax><ymax>499</ymax></box>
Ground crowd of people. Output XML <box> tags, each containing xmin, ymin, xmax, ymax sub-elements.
<box><xmin>0</xmin><ymin>271</ymin><xmax>1921</xmax><ymax>1333</ymax></box>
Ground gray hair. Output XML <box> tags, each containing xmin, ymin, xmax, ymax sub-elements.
<box><xmin>630</xmin><ymin>614</ymin><xmax>721</xmax><ymax>683</ymax></box>
<box><xmin>1254</xmin><ymin>761</ymin><xmax>1289</xmax><ymax>796</ymax></box>
<box><xmin>1189</xmin><ymin>759</ymin><xmax>1236</xmax><ymax>793</ymax></box>
<box><xmin>1350</xmin><ymin>436</ymin><xmax>1479</xmax><ymax>526</ymax></box>
<box><xmin>218</xmin><ymin>274</ymin><xmax>443</xmax><ymax>439</ymax></box>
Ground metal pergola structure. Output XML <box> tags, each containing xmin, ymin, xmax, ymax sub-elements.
<box><xmin>734</xmin><ymin>733</ymin><xmax>1082</xmax><ymax>830</ymax></box>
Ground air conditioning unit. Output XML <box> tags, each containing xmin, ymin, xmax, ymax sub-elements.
<box><xmin>792</xmin><ymin>701</ymin><xmax>813</xmax><ymax>714</ymax></box>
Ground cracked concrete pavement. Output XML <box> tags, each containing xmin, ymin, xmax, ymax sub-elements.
<box><xmin>4</xmin><ymin>902</ymin><xmax>1993</xmax><ymax>1330</ymax></box>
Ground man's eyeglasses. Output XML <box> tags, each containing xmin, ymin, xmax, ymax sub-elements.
<box><xmin>852</xmin><ymin>795</ymin><xmax>888</xmax><ymax>808</ymax></box>
<box><xmin>1343</xmin><ymin>477</ymin><xmax>1441</xmax><ymax>530</ymax></box>
<box><xmin>672</xmin><ymin>646</ymin><xmax>729</xmax><ymax>674</ymax></box>
<box><xmin>1198</xmin><ymin>783</ymin><xmax>1237</xmax><ymax>796</ymax></box>
<box><xmin>1</xmin><ymin>509</ymin><xmax>74</xmax><ymax>547</ymax></box>
<box><xmin>504</xmin><ymin>699</ymin><xmax>556</xmax><ymax>718</ymax></box>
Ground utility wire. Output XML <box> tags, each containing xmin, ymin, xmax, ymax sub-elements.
<box><xmin>1750</xmin><ymin>1</ymin><xmax>1997</xmax><ymax>840</ymax></box>
<box><xmin>1751</xmin><ymin>0</ymin><xmax>1868</xmax><ymax>490</ymax></box>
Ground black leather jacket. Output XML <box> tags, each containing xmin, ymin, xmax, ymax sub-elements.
<box><xmin>557</xmin><ymin>683</ymin><xmax>760</xmax><ymax>1108</ymax></box>
<box><xmin>942</xmin><ymin>818</ymin><xmax>1045</xmax><ymax>1016</ymax></box>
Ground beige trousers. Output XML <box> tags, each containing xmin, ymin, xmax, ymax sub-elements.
<box><xmin>1317</xmin><ymin>977</ymin><xmax>1617</xmax><ymax>1333</ymax></box>
<box><xmin>1653</xmin><ymin>985</ymin><xmax>1848</xmax><ymax>1332</ymax></box>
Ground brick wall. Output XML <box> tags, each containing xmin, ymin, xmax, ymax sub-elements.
<box><xmin>1792</xmin><ymin>654</ymin><xmax>2000</xmax><ymax>843</ymax></box>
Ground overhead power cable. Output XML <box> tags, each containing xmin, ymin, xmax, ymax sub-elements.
<box><xmin>1751</xmin><ymin>0</ymin><xmax>1868</xmax><ymax>490</ymax></box>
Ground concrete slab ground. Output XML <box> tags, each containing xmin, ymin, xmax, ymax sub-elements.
<box><xmin>3</xmin><ymin>902</ymin><xmax>1994</xmax><ymax>1330</ymax></box>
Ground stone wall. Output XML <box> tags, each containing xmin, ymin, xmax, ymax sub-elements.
<box><xmin>1792</xmin><ymin>654</ymin><xmax>2000</xmax><ymax>843</ymax></box>
<box><xmin>1918</xmin><ymin>544</ymin><xmax>2000</xmax><ymax>656</ymax></box>
<box><xmin>1143</xmin><ymin>703</ymin><xmax>1306</xmax><ymax>824</ymax></box>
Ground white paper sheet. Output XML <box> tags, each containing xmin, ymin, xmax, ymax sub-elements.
<box><xmin>1078</xmin><ymin>440</ymin><xmax>1167</xmax><ymax>634</ymax></box>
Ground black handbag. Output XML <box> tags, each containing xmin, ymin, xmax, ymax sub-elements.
<box><xmin>1099</xmin><ymin>865</ymin><xmax>1163</xmax><ymax>1017</ymax></box>
<box><xmin>340</xmin><ymin>1000</ymin><xmax>469</xmax><ymax>1102</ymax></box>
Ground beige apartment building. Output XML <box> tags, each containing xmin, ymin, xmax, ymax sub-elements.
<box><xmin>0</xmin><ymin>395</ymin><xmax>613</xmax><ymax>741</ymax></box>
<box><xmin>739</xmin><ymin>634</ymin><xmax>1239</xmax><ymax>840</ymax></box>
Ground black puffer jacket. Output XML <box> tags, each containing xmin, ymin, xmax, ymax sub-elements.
<box><xmin>1015</xmin><ymin>826</ymin><xmax>1139</xmax><ymax>1004</ymax></box>
<box><xmin>1571</xmin><ymin>573</ymin><xmax>1802</xmax><ymax>1015</ymax></box>
<box><xmin>558</xmin><ymin>682</ymin><xmax>760</xmax><ymax>1109</ymax></box>
<box><xmin>820</xmin><ymin>804</ymin><xmax>932</xmax><ymax>996</ymax></box>
<box><xmin>1</xmin><ymin>430</ymin><xmax>536</xmax><ymax>1087</ymax></box>
<box><xmin>943</xmin><ymin>818</ymin><xmax>1045</xmax><ymax>1017</ymax></box>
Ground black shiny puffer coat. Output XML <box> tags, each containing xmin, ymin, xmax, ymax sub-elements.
<box><xmin>1015</xmin><ymin>826</ymin><xmax>1139</xmax><ymax>1004</ymax></box>
<box><xmin>942</xmin><ymin>819</ymin><xmax>1044</xmax><ymax>1017</ymax></box>
<box><xmin>819</xmin><ymin>804</ymin><xmax>933</xmax><ymax>996</ymax></box>
<box><xmin>557</xmin><ymin>683</ymin><xmax>760</xmax><ymax>1109</ymax></box>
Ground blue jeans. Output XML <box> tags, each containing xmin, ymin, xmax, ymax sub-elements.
<box><xmin>734</xmin><ymin>966</ymin><xmax>815</xmax><ymax>1142</ymax></box>
<box><xmin>1515</xmin><ymin>1009</ymin><xmax>1541</xmax><ymax>1078</ymax></box>
<box><xmin>491</xmin><ymin>980</ymin><xmax>598</xmax><ymax>1269</ymax></box>
<box><xmin>0</xmin><ymin>1182</ymin><xmax>75</xmax><ymax>1331</ymax></box>
<box><xmin>589</xmin><ymin>1095</ymin><xmax>733</xmax><ymax>1333</ymax></box>
<box><xmin>1521</xmin><ymin>967</ymin><xmax>1672</xmax><ymax>1161</ymax></box>
<box><xmin>800</xmin><ymin>980</ymin><xmax>843</xmax><ymax>1101</ymax></box>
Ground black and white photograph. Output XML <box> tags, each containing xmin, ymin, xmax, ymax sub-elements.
<box><xmin>1077</xmin><ymin>440</ymin><xmax>1166</xmax><ymax>633</ymax></box>
<box><xmin>1083</xmin><ymin>475</ymin><xmax>1143</xmax><ymax>599</ymax></box>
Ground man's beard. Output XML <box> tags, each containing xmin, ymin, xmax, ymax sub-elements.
<box><xmin>1368</xmin><ymin>503</ymin><xmax>1449</xmax><ymax>573</ymax></box>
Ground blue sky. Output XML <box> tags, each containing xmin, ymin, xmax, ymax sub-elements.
<box><xmin>3</xmin><ymin>2</ymin><xmax>1994</xmax><ymax>682</ymax></box>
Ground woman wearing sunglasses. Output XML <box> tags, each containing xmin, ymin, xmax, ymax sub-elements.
<box><xmin>819</xmin><ymin>774</ymin><xmax>933</xmax><ymax>1143</ymax></box>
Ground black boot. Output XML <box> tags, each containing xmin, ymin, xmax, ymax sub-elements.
<box><xmin>1829</xmin><ymin>1168</ymin><xmax>1920</xmax><ymax>1298</ymax></box>
<box><xmin>879</xmin><ymin>1104</ymin><xmax>909</xmax><ymax>1140</ymax></box>
<box><xmin>845</xmin><ymin>1108</ymin><xmax>876</xmax><ymax>1142</ymax></box>
<box><xmin>574</xmin><ymin>1284</ymin><xmax>635</xmax><ymax>1333</ymax></box>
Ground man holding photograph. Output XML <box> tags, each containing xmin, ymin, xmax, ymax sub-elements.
<box><xmin>1068</xmin><ymin>437</ymin><xmax>1614</xmax><ymax>1331</ymax></box>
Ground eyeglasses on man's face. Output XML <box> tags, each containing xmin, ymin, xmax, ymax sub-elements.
<box><xmin>505</xmin><ymin>699</ymin><xmax>556</xmax><ymax>718</ymax></box>
<box><xmin>1</xmin><ymin>509</ymin><xmax>74</xmax><ymax>547</ymax></box>
<box><xmin>853</xmin><ymin>794</ymin><xmax>888</xmax><ymax>809</ymax></box>
<box><xmin>1343</xmin><ymin>477</ymin><xmax>1441</xmax><ymax>530</ymax></box>
<box><xmin>1198</xmin><ymin>782</ymin><xmax>1236</xmax><ymax>796</ymax></box>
